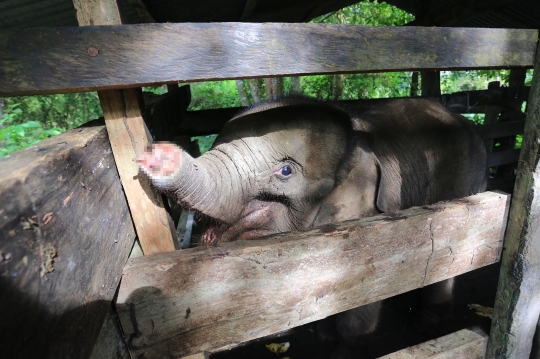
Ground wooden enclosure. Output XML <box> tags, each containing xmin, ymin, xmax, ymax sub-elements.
<box><xmin>1</xmin><ymin>1</ymin><xmax>540</xmax><ymax>358</ymax></box>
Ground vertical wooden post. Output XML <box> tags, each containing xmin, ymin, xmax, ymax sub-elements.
<box><xmin>486</xmin><ymin>45</ymin><xmax>540</xmax><ymax>359</ymax></box>
<box><xmin>484</xmin><ymin>81</ymin><xmax>502</xmax><ymax>158</ymax></box>
<box><xmin>410</xmin><ymin>72</ymin><xmax>419</xmax><ymax>97</ymax></box>
<box><xmin>421</xmin><ymin>71</ymin><xmax>441</xmax><ymax>97</ymax></box>
<box><xmin>73</xmin><ymin>0</ymin><xmax>176</xmax><ymax>255</ymax></box>
<box><xmin>415</xmin><ymin>0</ymin><xmax>441</xmax><ymax>98</ymax></box>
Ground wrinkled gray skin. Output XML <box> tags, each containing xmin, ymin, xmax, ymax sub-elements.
<box><xmin>138</xmin><ymin>97</ymin><xmax>486</xmax><ymax>357</ymax></box>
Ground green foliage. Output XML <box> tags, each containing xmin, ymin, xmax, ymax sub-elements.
<box><xmin>300</xmin><ymin>72</ymin><xmax>413</xmax><ymax>100</ymax></box>
<box><xmin>3</xmin><ymin>92</ymin><xmax>102</xmax><ymax>130</ymax></box>
<box><xmin>193</xmin><ymin>134</ymin><xmax>218</xmax><ymax>154</ymax></box>
<box><xmin>461</xmin><ymin>113</ymin><xmax>485</xmax><ymax>125</ymax></box>
<box><xmin>441</xmin><ymin>70</ymin><xmax>511</xmax><ymax>93</ymax></box>
<box><xmin>188</xmin><ymin>81</ymin><xmax>242</xmax><ymax>111</ymax></box>
<box><xmin>516</xmin><ymin>134</ymin><xmax>523</xmax><ymax>149</ymax></box>
<box><xmin>144</xmin><ymin>85</ymin><xmax>169</xmax><ymax>95</ymax></box>
<box><xmin>313</xmin><ymin>0</ymin><xmax>413</xmax><ymax>26</ymax></box>
<box><xmin>0</xmin><ymin>103</ymin><xmax>63</xmax><ymax>158</ymax></box>
<box><xmin>0</xmin><ymin>92</ymin><xmax>101</xmax><ymax>157</ymax></box>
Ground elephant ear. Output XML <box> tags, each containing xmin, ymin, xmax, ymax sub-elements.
<box><xmin>313</xmin><ymin>140</ymin><xmax>381</xmax><ymax>226</ymax></box>
<box><xmin>374</xmin><ymin>153</ymin><xmax>403</xmax><ymax>213</ymax></box>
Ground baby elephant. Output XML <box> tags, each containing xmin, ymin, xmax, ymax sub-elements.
<box><xmin>137</xmin><ymin>97</ymin><xmax>486</xmax><ymax>356</ymax></box>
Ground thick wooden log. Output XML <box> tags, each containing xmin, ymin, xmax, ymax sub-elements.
<box><xmin>0</xmin><ymin>24</ymin><xmax>536</xmax><ymax>96</ymax></box>
<box><xmin>116</xmin><ymin>191</ymin><xmax>509</xmax><ymax>359</ymax></box>
<box><xmin>0</xmin><ymin>124</ymin><xmax>135</xmax><ymax>358</ymax></box>
<box><xmin>377</xmin><ymin>327</ymin><xmax>488</xmax><ymax>359</ymax></box>
<box><xmin>89</xmin><ymin>305</ymin><xmax>130</xmax><ymax>359</ymax></box>
<box><xmin>486</xmin><ymin>44</ymin><xmax>540</xmax><ymax>359</ymax></box>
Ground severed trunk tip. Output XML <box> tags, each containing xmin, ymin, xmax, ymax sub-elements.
<box><xmin>137</xmin><ymin>142</ymin><xmax>183</xmax><ymax>182</ymax></box>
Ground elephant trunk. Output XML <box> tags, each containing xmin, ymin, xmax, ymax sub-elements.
<box><xmin>137</xmin><ymin>142</ymin><xmax>248</xmax><ymax>224</ymax></box>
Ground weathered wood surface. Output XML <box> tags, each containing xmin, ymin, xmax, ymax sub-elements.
<box><xmin>378</xmin><ymin>327</ymin><xmax>488</xmax><ymax>359</ymax></box>
<box><xmin>0</xmin><ymin>24</ymin><xmax>536</xmax><ymax>96</ymax></box>
<box><xmin>475</xmin><ymin>120</ymin><xmax>525</xmax><ymax>140</ymax></box>
<box><xmin>181</xmin><ymin>353</ymin><xmax>210</xmax><ymax>359</ymax></box>
<box><xmin>116</xmin><ymin>191</ymin><xmax>509</xmax><ymax>359</ymax></box>
<box><xmin>421</xmin><ymin>70</ymin><xmax>441</xmax><ymax>97</ymax></box>
<box><xmin>0</xmin><ymin>124</ymin><xmax>135</xmax><ymax>358</ymax></box>
<box><xmin>73</xmin><ymin>0</ymin><xmax>121</xmax><ymax>26</ymax></box>
<box><xmin>76</xmin><ymin>0</ymin><xmax>176</xmax><ymax>255</ymax></box>
<box><xmin>99</xmin><ymin>89</ymin><xmax>177</xmax><ymax>254</ymax></box>
<box><xmin>487</xmin><ymin>148</ymin><xmax>521</xmax><ymax>167</ymax></box>
<box><xmin>89</xmin><ymin>305</ymin><xmax>130</xmax><ymax>359</ymax></box>
<box><xmin>487</xmin><ymin>44</ymin><xmax>540</xmax><ymax>359</ymax></box>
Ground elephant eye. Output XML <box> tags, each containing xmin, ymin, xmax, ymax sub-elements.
<box><xmin>281</xmin><ymin>165</ymin><xmax>292</xmax><ymax>176</ymax></box>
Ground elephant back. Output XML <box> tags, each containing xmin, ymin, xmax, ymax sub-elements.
<box><xmin>352</xmin><ymin>99</ymin><xmax>487</xmax><ymax>212</ymax></box>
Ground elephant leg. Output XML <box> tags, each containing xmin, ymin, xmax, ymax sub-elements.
<box><xmin>416</xmin><ymin>278</ymin><xmax>455</xmax><ymax>332</ymax></box>
<box><xmin>320</xmin><ymin>301</ymin><xmax>383</xmax><ymax>359</ymax></box>
<box><xmin>335</xmin><ymin>301</ymin><xmax>383</xmax><ymax>345</ymax></box>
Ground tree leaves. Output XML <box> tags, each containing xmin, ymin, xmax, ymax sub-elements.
<box><xmin>0</xmin><ymin>103</ymin><xmax>65</xmax><ymax>158</ymax></box>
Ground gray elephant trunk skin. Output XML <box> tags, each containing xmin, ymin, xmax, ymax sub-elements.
<box><xmin>153</xmin><ymin>147</ymin><xmax>252</xmax><ymax>225</ymax></box>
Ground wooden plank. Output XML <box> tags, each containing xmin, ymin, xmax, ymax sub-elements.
<box><xmin>181</xmin><ymin>353</ymin><xmax>210</xmax><ymax>359</ymax></box>
<box><xmin>99</xmin><ymin>89</ymin><xmax>176</xmax><ymax>254</ymax></box>
<box><xmin>74</xmin><ymin>0</ymin><xmax>176</xmax><ymax>255</ymax></box>
<box><xmin>421</xmin><ymin>71</ymin><xmax>441</xmax><ymax>96</ymax></box>
<box><xmin>486</xmin><ymin>44</ymin><xmax>540</xmax><ymax>359</ymax></box>
<box><xmin>0</xmin><ymin>24</ymin><xmax>536</xmax><ymax>96</ymax></box>
<box><xmin>0</xmin><ymin>124</ymin><xmax>135</xmax><ymax>358</ymax></box>
<box><xmin>482</xmin><ymin>82</ymin><xmax>502</xmax><ymax>157</ymax></box>
<box><xmin>73</xmin><ymin>0</ymin><xmax>121</xmax><ymax>26</ymax></box>
<box><xmin>475</xmin><ymin>120</ymin><xmax>525</xmax><ymax>140</ymax></box>
<box><xmin>378</xmin><ymin>327</ymin><xmax>488</xmax><ymax>359</ymax></box>
<box><xmin>89</xmin><ymin>305</ymin><xmax>130</xmax><ymax>359</ymax></box>
<box><xmin>487</xmin><ymin>148</ymin><xmax>521</xmax><ymax>167</ymax></box>
<box><xmin>116</xmin><ymin>191</ymin><xmax>510</xmax><ymax>359</ymax></box>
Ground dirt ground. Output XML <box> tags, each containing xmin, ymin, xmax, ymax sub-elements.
<box><xmin>211</xmin><ymin>263</ymin><xmax>500</xmax><ymax>359</ymax></box>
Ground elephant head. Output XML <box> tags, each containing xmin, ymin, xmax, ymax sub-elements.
<box><xmin>137</xmin><ymin>98</ymin><xmax>486</xmax><ymax>245</ymax></box>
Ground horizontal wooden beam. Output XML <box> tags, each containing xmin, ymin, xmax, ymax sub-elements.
<box><xmin>0</xmin><ymin>24</ymin><xmax>537</xmax><ymax>96</ymax></box>
<box><xmin>116</xmin><ymin>191</ymin><xmax>510</xmax><ymax>359</ymax></box>
<box><xmin>145</xmin><ymin>86</ymin><xmax>530</xmax><ymax>137</ymax></box>
<box><xmin>377</xmin><ymin>327</ymin><xmax>488</xmax><ymax>359</ymax></box>
<box><xmin>475</xmin><ymin>120</ymin><xmax>525</xmax><ymax>140</ymax></box>
<box><xmin>487</xmin><ymin>148</ymin><xmax>521</xmax><ymax>167</ymax></box>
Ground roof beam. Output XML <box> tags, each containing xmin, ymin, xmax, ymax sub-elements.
<box><xmin>407</xmin><ymin>0</ymin><xmax>523</xmax><ymax>27</ymax></box>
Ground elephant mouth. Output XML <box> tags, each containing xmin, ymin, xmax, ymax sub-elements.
<box><xmin>197</xmin><ymin>201</ymin><xmax>274</xmax><ymax>246</ymax></box>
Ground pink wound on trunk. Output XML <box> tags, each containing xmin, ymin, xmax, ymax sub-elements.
<box><xmin>137</xmin><ymin>142</ymin><xmax>182</xmax><ymax>178</ymax></box>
